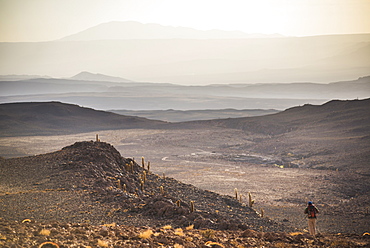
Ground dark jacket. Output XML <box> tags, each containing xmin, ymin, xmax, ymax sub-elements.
<box><xmin>304</xmin><ymin>205</ymin><xmax>319</xmax><ymax>218</ymax></box>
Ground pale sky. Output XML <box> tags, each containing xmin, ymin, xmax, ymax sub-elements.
<box><xmin>0</xmin><ymin>0</ymin><xmax>370</xmax><ymax>42</ymax></box>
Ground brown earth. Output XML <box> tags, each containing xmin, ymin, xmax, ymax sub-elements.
<box><xmin>1</xmin><ymin>141</ymin><xmax>369</xmax><ymax>247</ymax></box>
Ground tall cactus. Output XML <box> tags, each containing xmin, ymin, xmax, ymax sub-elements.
<box><xmin>142</xmin><ymin>171</ymin><xmax>147</xmax><ymax>183</ymax></box>
<box><xmin>190</xmin><ymin>201</ymin><xmax>195</xmax><ymax>213</ymax></box>
<box><xmin>140</xmin><ymin>180</ymin><xmax>144</xmax><ymax>192</ymax></box>
<box><xmin>248</xmin><ymin>192</ymin><xmax>255</xmax><ymax>208</ymax></box>
<box><xmin>234</xmin><ymin>188</ymin><xmax>238</xmax><ymax>200</ymax></box>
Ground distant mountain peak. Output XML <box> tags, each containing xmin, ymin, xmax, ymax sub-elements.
<box><xmin>60</xmin><ymin>21</ymin><xmax>284</xmax><ymax>41</ymax></box>
<box><xmin>70</xmin><ymin>71</ymin><xmax>132</xmax><ymax>83</ymax></box>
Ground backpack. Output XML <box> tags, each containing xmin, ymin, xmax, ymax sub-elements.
<box><xmin>307</xmin><ymin>205</ymin><xmax>316</xmax><ymax>218</ymax></box>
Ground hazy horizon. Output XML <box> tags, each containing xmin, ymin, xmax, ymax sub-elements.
<box><xmin>1</xmin><ymin>0</ymin><xmax>370</xmax><ymax>42</ymax></box>
<box><xmin>0</xmin><ymin>0</ymin><xmax>369</xmax><ymax>86</ymax></box>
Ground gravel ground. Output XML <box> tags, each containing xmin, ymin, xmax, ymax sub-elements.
<box><xmin>1</xmin><ymin>141</ymin><xmax>370</xmax><ymax>247</ymax></box>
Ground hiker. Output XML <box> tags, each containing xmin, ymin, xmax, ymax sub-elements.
<box><xmin>304</xmin><ymin>201</ymin><xmax>319</xmax><ymax>236</ymax></box>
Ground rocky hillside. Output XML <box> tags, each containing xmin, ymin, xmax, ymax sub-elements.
<box><xmin>1</xmin><ymin>141</ymin><xmax>369</xmax><ymax>247</ymax></box>
<box><xmin>0</xmin><ymin>141</ymin><xmax>287</xmax><ymax>231</ymax></box>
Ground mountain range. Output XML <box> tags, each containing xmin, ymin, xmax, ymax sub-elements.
<box><xmin>0</xmin><ymin>21</ymin><xmax>369</xmax><ymax>84</ymax></box>
<box><xmin>60</xmin><ymin>21</ymin><xmax>283</xmax><ymax>41</ymax></box>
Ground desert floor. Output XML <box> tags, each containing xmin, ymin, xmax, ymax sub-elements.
<box><xmin>1</xmin><ymin>127</ymin><xmax>369</xmax><ymax>234</ymax></box>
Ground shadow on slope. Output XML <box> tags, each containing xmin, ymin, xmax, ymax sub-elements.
<box><xmin>189</xmin><ymin>98</ymin><xmax>370</xmax><ymax>172</ymax></box>
<box><xmin>197</xmin><ymin>98</ymin><xmax>370</xmax><ymax>135</ymax></box>
<box><xmin>0</xmin><ymin>102</ymin><xmax>166</xmax><ymax>137</ymax></box>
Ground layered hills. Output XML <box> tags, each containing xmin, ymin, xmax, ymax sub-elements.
<box><xmin>0</xmin><ymin>74</ymin><xmax>368</xmax><ymax>111</ymax></box>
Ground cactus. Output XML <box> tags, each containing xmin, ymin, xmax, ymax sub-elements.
<box><xmin>141</xmin><ymin>157</ymin><xmax>145</xmax><ymax>168</ymax></box>
<box><xmin>239</xmin><ymin>194</ymin><xmax>242</xmax><ymax>203</ymax></box>
<box><xmin>140</xmin><ymin>180</ymin><xmax>144</xmax><ymax>192</ymax></box>
<box><xmin>142</xmin><ymin>171</ymin><xmax>147</xmax><ymax>183</ymax></box>
<box><xmin>117</xmin><ymin>179</ymin><xmax>121</xmax><ymax>189</ymax></box>
<box><xmin>234</xmin><ymin>188</ymin><xmax>238</xmax><ymax>200</ymax></box>
<box><xmin>130</xmin><ymin>161</ymin><xmax>134</xmax><ymax>173</ymax></box>
<box><xmin>261</xmin><ymin>208</ymin><xmax>264</xmax><ymax>217</ymax></box>
<box><xmin>147</xmin><ymin>161</ymin><xmax>151</xmax><ymax>172</ymax></box>
<box><xmin>248</xmin><ymin>192</ymin><xmax>255</xmax><ymax>208</ymax></box>
<box><xmin>96</xmin><ymin>134</ymin><xmax>99</xmax><ymax>142</ymax></box>
<box><xmin>160</xmin><ymin>186</ymin><xmax>164</xmax><ymax>195</ymax></box>
<box><xmin>176</xmin><ymin>200</ymin><xmax>181</xmax><ymax>207</ymax></box>
<box><xmin>190</xmin><ymin>201</ymin><xmax>195</xmax><ymax>213</ymax></box>
<box><xmin>123</xmin><ymin>184</ymin><xmax>127</xmax><ymax>193</ymax></box>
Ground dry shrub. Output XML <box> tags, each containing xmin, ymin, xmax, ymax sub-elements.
<box><xmin>204</xmin><ymin>241</ymin><xmax>225</xmax><ymax>248</ymax></box>
<box><xmin>185</xmin><ymin>224</ymin><xmax>194</xmax><ymax>230</ymax></box>
<box><xmin>138</xmin><ymin>229</ymin><xmax>153</xmax><ymax>239</ymax></box>
<box><xmin>97</xmin><ymin>239</ymin><xmax>109</xmax><ymax>247</ymax></box>
<box><xmin>39</xmin><ymin>229</ymin><xmax>51</xmax><ymax>236</ymax></box>
<box><xmin>174</xmin><ymin>228</ymin><xmax>184</xmax><ymax>236</ymax></box>
<box><xmin>201</xmin><ymin>229</ymin><xmax>215</xmax><ymax>239</ymax></box>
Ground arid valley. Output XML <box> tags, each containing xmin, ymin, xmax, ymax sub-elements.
<box><xmin>1</xmin><ymin>99</ymin><xmax>369</xmax><ymax>242</ymax></box>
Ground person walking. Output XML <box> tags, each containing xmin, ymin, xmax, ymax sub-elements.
<box><xmin>304</xmin><ymin>201</ymin><xmax>319</xmax><ymax>236</ymax></box>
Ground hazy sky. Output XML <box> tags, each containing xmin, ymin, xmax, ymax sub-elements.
<box><xmin>1</xmin><ymin>0</ymin><xmax>370</xmax><ymax>42</ymax></box>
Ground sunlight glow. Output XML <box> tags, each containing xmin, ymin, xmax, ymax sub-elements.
<box><xmin>0</xmin><ymin>0</ymin><xmax>369</xmax><ymax>41</ymax></box>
